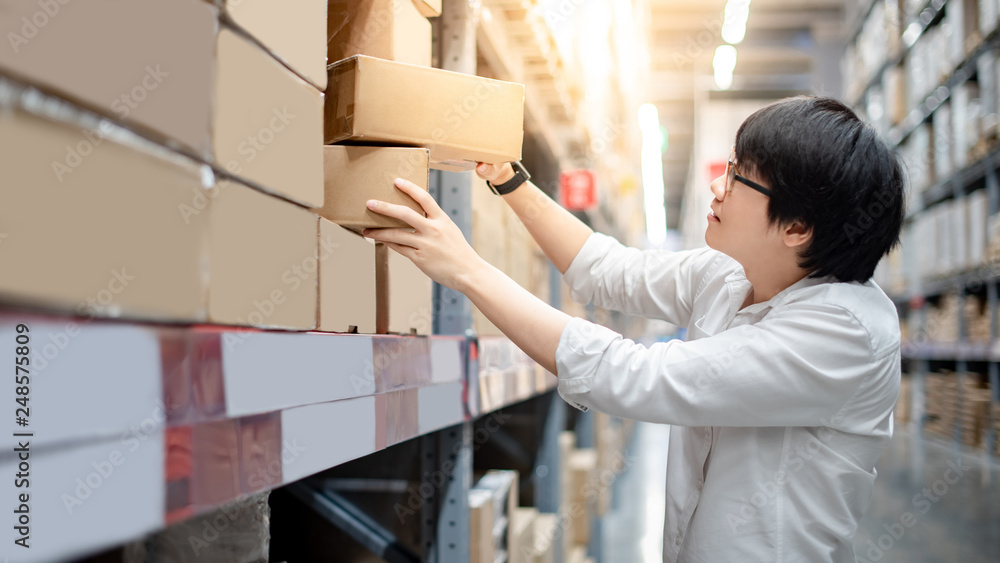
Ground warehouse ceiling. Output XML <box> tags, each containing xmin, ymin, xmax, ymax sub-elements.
<box><xmin>646</xmin><ymin>0</ymin><xmax>846</xmax><ymax>231</ymax></box>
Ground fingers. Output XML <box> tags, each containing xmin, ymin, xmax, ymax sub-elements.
<box><xmin>366</xmin><ymin>198</ymin><xmax>429</xmax><ymax>230</ymax></box>
<box><xmin>393</xmin><ymin>178</ymin><xmax>445</xmax><ymax>220</ymax></box>
<box><xmin>362</xmin><ymin>227</ymin><xmax>420</xmax><ymax>248</ymax></box>
<box><xmin>382</xmin><ymin>241</ymin><xmax>416</xmax><ymax>261</ymax></box>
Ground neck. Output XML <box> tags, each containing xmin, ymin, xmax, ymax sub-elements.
<box><xmin>742</xmin><ymin>261</ymin><xmax>809</xmax><ymax>305</ymax></box>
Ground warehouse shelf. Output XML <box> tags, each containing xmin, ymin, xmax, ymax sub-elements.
<box><xmin>905</xmin><ymin>147</ymin><xmax>1000</xmax><ymax>219</ymax></box>
<box><xmin>901</xmin><ymin>340</ymin><xmax>998</xmax><ymax>361</ymax></box>
<box><xmin>890</xmin><ymin>25</ymin><xmax>1000</xmax><ymax>145</ymax></box>
<box><xmin>850</xmin><ymin>0</ymin><xmax>947</xmax><ymax>108</ymax></box>
<box><xmin>0</xmin><ymin>308</ymin><xmax>559</xmax><ymax>561</ymax></box>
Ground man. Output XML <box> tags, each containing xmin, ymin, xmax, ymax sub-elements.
<box><xmin>362</xmin><ymin>96</ymin><xmax>904</xmax><ymax>562</ymax></box>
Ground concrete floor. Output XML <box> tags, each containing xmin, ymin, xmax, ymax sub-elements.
<box><xmin>599</xmin><ymin>423</ymin><xmax>1000</xmax><ymax>562</ymax></box>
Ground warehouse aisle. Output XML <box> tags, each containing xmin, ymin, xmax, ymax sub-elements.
<box><xmin>601</xmin><ymin>423</ymin><xmax>669</xmax><ymax>563</ymax></box>
<box><xmin>854</xmin><ymin>427</ymin><xmax>1000</xmax><ymax>562</ymax></box>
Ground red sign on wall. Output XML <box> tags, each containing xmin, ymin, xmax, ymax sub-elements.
<box><xmin>560</xmin><ymin>169</ymin><xmax>597</xmax><ymax>211</ymax></box>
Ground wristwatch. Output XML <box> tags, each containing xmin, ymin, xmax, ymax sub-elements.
<box><xmin>487</xmin><ymin>161</ymin><xmax>531</xmax><ymax>195</ymax></box>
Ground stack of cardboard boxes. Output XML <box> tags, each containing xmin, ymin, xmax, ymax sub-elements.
<box><xmin>0</xmin><ymin>0</ymin><xmax>532</xmax><ymax>338</ymax></box>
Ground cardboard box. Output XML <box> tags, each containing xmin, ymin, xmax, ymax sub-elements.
<box><xmin>510</xmin><ymin>507</ymin><xmax>538</xmax><ymax>563</ymax></box>
<box><xmin>0</xmin><ymin>3</ymin><xmax>324</xmax><ymax>209</ymax></box>
<box><xmin>532</xmin><ymin>513</ymin><xmax>558</xmax><ymax>563</ymax></box>
<box><xmin>318</xmin><ymin>219</ymin><xmax>377</xmax><ymax>333</ymax></box>
<box><xmin>329</xmin><ymin>0</ymin><xmax>432</xmax><ymax>68</ymax></box>
<box><xmin>568</xmin><ymin>449</ymin><xmax>597</xmax><ymax>546</ymax></box>
<box><xmin>217</xmin><ymin>0</ymin><xmax>328</xmax><ymax>89</ymax></box>
<box><xmin>376</xmin><ymin>244</ymin><xmax>433</xmax><ymax>334</ymax></box>
<box><xmin>320</xmin><ymin>146</ymin><xmax>429</xmax><ymax>231</ymax></box>
<box><xmin>208</xmin><ymin>178</ymin><xmax>318</xmax><ymax>329</ymax></box>
<box><xmin>326</xmin><ymin>55</ymin><xmax>524</xmax><ymax>171</ymax></box>
<box><xmin>0</xmin><ymin>107</ymin><xmax>208</xmax><ymax>321</ymax></box>
<box><xmin>214</xmin><ymin>28</ymin><xmax>324</xmax><ymax>208</ymax></box>
<box><xmin>0</xmin><ymin>0</ymin><xmax>217</xmax><ymax>155</ymax></box>
<box><xmin>469</xmin><ymin>489</ymin><xmax>496</xmax><ymax>563</ymax></box>
<box><xmin>412</xmin><ymin>0</ymin><xmax>442</xmax><ymax>17</ymax></box>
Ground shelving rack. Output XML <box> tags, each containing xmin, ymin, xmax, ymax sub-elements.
<box><xmin>849</xmin><ymin>0</ymin><xmax>1000</xmax><ymax>457</ymax></box>
<box><xmin>0</xmin><ymin>0</ymin><xmax>638</xmax><ymax>561</ymax></box>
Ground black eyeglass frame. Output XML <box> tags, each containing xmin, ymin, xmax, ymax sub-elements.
<box><xmin>726</xmin><ymin>146</ymin><xmax>773</xmax><ymax>198</ymax></box>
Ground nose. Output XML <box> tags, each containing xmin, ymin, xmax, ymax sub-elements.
<box><xmin>710</xmin><ymin>174</ymin><xmax>727</xmax><ymax>201</ymax></box>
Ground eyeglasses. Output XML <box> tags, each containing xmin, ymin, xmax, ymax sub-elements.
<box><xmin>726</xmin><ymin>145</ymin><xmax>772</xmax><ymax>197</ymax></box>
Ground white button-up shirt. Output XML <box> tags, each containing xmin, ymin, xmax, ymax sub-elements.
<box><xmin>555</xmin><ymin>233</ymin><xmax>900</xmax><ymax>563</ymax></box>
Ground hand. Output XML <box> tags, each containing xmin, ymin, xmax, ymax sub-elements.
<box><xmin>475</xmin><ymin>162</ymin><xmax>515</xmax><ymax>185</ymax></box>
<box><xmin>363</xmin><ymin>178</ymin><xmax>485</xmax><ymax>291</ymax></box>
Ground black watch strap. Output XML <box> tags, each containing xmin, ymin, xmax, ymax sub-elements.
<box><xmin>487</xmin><ymin>161</ymin><xmax>531</xmax><ymax>195</ymax></box>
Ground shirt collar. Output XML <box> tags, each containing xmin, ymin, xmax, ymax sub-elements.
<box><xmin>724</xmin><ymin>268</ymin><xmax>835</xmax><ymax>312</ymax></box>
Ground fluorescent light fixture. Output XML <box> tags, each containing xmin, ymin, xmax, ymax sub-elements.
<box><xmin>721</xmin><ymin>0</ymin><xmax>751</xmax><ymax>44</ymax></box>
<box><xmin>639</xmin><ymin>103</ymin><xmax>667</xmax><ymax>245</ymax></box>
<box><xmin>713</xmin><ymin>45</ymin><xmax>737</xmax><ymax>90</ymax></box>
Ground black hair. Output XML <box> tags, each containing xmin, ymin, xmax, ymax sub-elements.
<box><xmin>735</xmin><ymin>96</ymin><xmax>905</xmax><ymax>284</ymax></box>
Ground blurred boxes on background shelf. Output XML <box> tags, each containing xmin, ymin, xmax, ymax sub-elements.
<box><xmin>964</xmin><ymin>294</ymin><xmax>990</xmax><ymax>343</ymax></box>
<box><xmin>924</xmin><ymin>371</ymin><xmax>958</xmax><ymax>438</ymax></box>
<box><xmin>325</xmin><ymin>55</ymin><xmax>524</xmax><ymax>171</ymax></box>
<box><xmin>207</xmin><ymin>178</ymin><xmax>318</xmax><ymax>330</ymax></box>
<box><xmin>216</xmin><ymin>0</ymin><xmax>328</xmax><ymax>89</ymax></box>
<box><xmin>510</xmin><ymin>507</ymin><xmax>537</xmax><ymax>563</ymax></box>
<box><xmin>469</xmin><ymin>488</ymin><xmax>496</xmax><ymax>563</ymax></box>
<box><xmin>319</xmin><ymin>145</ymin><xmax>430</xmax><ymax>231</ymax></box>
<box><xmin>532</xmin><ymin>513</ymin><xmax>558</xmax><ymax>563</ymax></box>
<box><xmin>895</xmin><ymin>376</ymin><xmax>911</xmax><ymax>424</ymax></box>
<box><xmin>328</xmin><ymin>0</ymin><xmax>433</xmax><ymax>68</ymax></box>
<box><xmin>927</xmin><ymin>292</ymin><xmax>960</xmax><ymax>342</ymax></box>
<box><xmin>473</xmin><ymin>470</ymin><xmax>519</xmax><ymax>562</ymax></box>
<box><xmin>967</xmin><ymin>190</ymin><xmax>989</xmax><ymax>268</ymax></box>
<box><xmin>376</xmin><ymin>243</ymin><xmax>433</xmax><ymax>335</ymax></box>
<box><xmin>317</xmin><ymin>219</ymin><xmax>377</xmax><ymax>333</ymax></box>
<box><xmin>567</xmin><ymin>448</ymin><xmax>597</xmax><ymax>546</ymax></box>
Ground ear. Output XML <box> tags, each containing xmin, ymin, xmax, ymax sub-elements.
<box><xmin>782</xmin><ymin>220</ymin><xmax>811</xmax><ymax>249</ymax></box>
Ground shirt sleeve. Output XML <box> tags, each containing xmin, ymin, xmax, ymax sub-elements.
<box><xmin>555</xmin><ymin>302</ymin><xmax>890</xmax><ymax>428</ymax></box>
<box><xmin>562</xmin><ymin>232</ymin><xmax>729</xmax><ymax>327</ymax></box>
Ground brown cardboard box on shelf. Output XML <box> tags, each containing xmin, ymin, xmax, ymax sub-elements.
<box><xmin>376</xmin><ymin>244</ymin><xmax>433</xmax><ymax>335</ymax></box>
<box><xmin>469</xmin><ymin>489</ymin><xmax>495</xmax><ymax>563</ymax></box>
<box><xmin>216</xmin><ymin>0</ymin><xmax>328</xmax><ymax>89</ymax></box>
<box><xmin>325</xmin><ymin>56</ymin><xmax>524</xmax><ymax>171</ymax></box>
<box><xmin>510</xmin><ymin>507</ymin><xmax>537</xmax><ymax>563</ymax></box>
<box><xmin>320</xmin><ymin>145</ymin><xmax>430</xmax><ymax>231</ymax></box>
<box><xmin>532</xmin><ymin>513</ymin><xmax>558</xmax><ymax>563</ymax></box>
<box><xmin>214</xmin><ymin>28</ymin><xmax>324</xmax><ymax>208</ymax></box>
<box><xmin>471</xmin><ymin>176</ymin><xmax>508</xmax><ymax>336</ymax></box>
<box><xmin>318</xmin><ymin>219</ymin><xmax>377</xmax><ymax>333</ymax></box>
<box><xmin>0</xmin><ymin>0</ymin><xmax>217</xmax><ymax>156</ymax></box>
<box><xmin>328</xmin><ymin>0</ymin><xmax>432</xmax><ymax>68</ymax></box>
<box><xmin>0</xmin><ymin>107</ymin><xmax>208</xmax><ymax>321</ymax></box>
<box><xmin>412</xmin><ymin>0</ymin><xmax>442</xmax><ymax>17</ymax></box>
<box><xmin>568</xmin><ymin>449</ymin><xmax>597</xmax><ymax>546</ymax></box>
<box><xmin>208</xmin><ymin>178</ymin><xmax>319</xmax><ymax>330</ymax></box>
<box><xmin>0</xmin><ymin>2</ymin><xmax>324</xmax><ymax>209</ymax></box>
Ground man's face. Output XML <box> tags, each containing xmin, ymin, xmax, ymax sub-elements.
<box><xmin>704</xmin><ymin>150</ymin><xmax>783</xmax><ymax>263</ymax></box>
